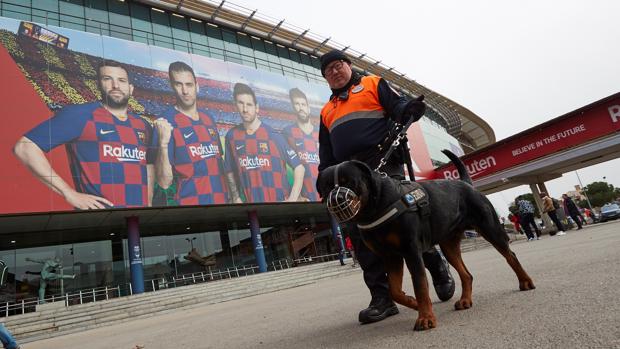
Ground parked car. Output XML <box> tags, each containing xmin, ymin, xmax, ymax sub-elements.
<box><xmin>600</xmin><ymin>203</ymin><xmax>620</xmax><ymax>222</ymax></box>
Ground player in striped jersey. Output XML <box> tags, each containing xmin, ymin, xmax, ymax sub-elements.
<box><xmin>152</xmin><ymin>61</ymin><xmax>228</xmax><ymax>205</ymax></box>
<box><xmin>224</xmin><ymin>83</ymin><xmax>305</xmax><ymax>203</ymax></box>
<box><xmin>283</xmin><ymin>88</ymin><xmax>320</xmax><ymax>202</ymax></box>
<box><xmin>14</xmin><ymin>61</ymin><xmax>154</xmax><ymax>209</ymax></box>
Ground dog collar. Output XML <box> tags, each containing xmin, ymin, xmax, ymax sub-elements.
<box><xmin>357</xmin><ymin>181</ymin><xmax>430</xmax><ymax>231</ymax></box>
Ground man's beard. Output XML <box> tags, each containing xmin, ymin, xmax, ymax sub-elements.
<box><xmin>176</xmin><ymin>97</ymin><xmax>196</xmax><ymax>110</ymax></box>
<box><xmin>296</xmin><ymin>111</ymin><xmax>309</xmax><ymax>123</ymax></box>
<box><xmin>102</xmin><ymin>90</ymin><xmax>130</xmax><ymax>109</ymax></box>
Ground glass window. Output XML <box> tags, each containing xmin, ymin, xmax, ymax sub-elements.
<box><xmin>107</xmin><ymin>0</ymin><xmax>128</xmax><ymax>15</ymax></box>
<box><xmin>2</xmin><ymin>9</ymin><xmax>31</xmax><ymax>21</ymax></box>
<box><xmin>170</xmin><ymin>14</ymin><xmax>190</xmax><ymax>41</ymax></box>
<box><xmin>129</xmin><ymin>2</ymin><xmax>151</xmax><ymax>33</ymax></box>
<box><xmin>84</xmin><ymin>0</ymin><xmax>107</xmax><ymax>23</ymax></box>
<box><xmin>86</xmin><ymin>19</ymin><xmax>109</xmax><ymax>36</ymax></box>
<box><xmin>108</xmin><ymin>1</ymin><xmax>130</xmax><ymax>40</ymax></box>
<box><xmin>173</xmin><ymin>38</ymin><xmax>189</xmax><ymax>53</ymax></box>
<box><xmin>150</xmin><ymin>8</ymin><xmax>171</xmax><ymax>37</ymax></box>
<box><xmin>3</xmin><ymin>0</ymin><xmax>31</xmax><ymax>7</ymax></box>
<box><xmin>59</xmin><ymin>0</ymin><xmax>83</xmax><ymax>17</ymax></box>
<box><xmin>32</xmin><ymin>8</ymin><xmax>59</xmax><ymax>25</ymax></box>
<box><xmin>71</xmin><ymin>241</ymin><xmax>113</xmax><ymax>289</ymax></box>
<box><xmin>32</xmin><ymin>0</ymin><xmax>58</xmax><ymax>12</ymax></box>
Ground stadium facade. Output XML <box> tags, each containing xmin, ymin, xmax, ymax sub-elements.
<box><xmin>0</xmin><ymin>0</ymin><xmax>494</xmax><ymax>305</ymax></box>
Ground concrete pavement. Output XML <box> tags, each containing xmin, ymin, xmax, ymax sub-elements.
<box><xmin>23</xmin><ymin>221</ymin><xmax>620</xmax><ymax>349</ymax></box>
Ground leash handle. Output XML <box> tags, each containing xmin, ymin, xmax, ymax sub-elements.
<box><xmin>374</xmin><ymin>114</ymin><xmax>417</xmax><ymax>173</ymax></box>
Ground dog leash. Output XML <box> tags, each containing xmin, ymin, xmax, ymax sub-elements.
<box><xmin>374</xmin><ymin>110</ymin><xmax>419</xmax><ymax>176</ymax></box>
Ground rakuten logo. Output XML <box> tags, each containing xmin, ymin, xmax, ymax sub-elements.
<box><xmin>189</xmin><ymin>144</ymin><xmax>220</xmax><ymax>159</ymax></box>
<box><xmin>609</xmin><ymin>105</ymin><xmax>620</xmax><ymax>123</ymax></box>
<box><xmin>443</xmin><ymin>156</ymin><xmax>497</xmax><ymax>180</ymax></box>
<box><xmin>298</xmin><ymin>151</ymin><xmax>319</xmax><ymax>163</ymax></box>
<box><xmin>239</xmin><ymin>156</ymin><xmax>270</xmax><ymax>170</ymax></box>
<box><xmin>102</xmin><ymin>144</ymin><xmax>146</xmax><ymax>162</ymax></box>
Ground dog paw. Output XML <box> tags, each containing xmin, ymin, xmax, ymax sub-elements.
<box><xmin>519</xmin><ymin>279</ymin><xmax>536</xmax><ymax>291</ymax></box>
<box><xmin>454</xmin><ymin>298</ymin><xmax>472</xmax><ymax>310</ymax></box>
<box><xmin>413</xmin><ymin>315</ymin><xmax>437</xmax><ymax>331</ymax></box>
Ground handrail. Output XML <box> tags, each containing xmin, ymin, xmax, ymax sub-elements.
<box><xmin>0</xmin><ymin>254</ymin><xmax>343</xmax><ymax>318</ymax></box>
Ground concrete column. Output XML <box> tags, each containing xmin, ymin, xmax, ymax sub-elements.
<box><xmin>248</xmin><ymin>210</ymin><xmax>267</xmax><ymax>273</ymax></box>
<box><xmin>126</xmin><ymin>216</ymin><xmax>144</xmax><ymax>294</ymax></box>
<box><xmin>329</xmin><ymin>215</ymin><xmax>345</xmax><ymax>265</ymax></box>
<box><xmin>531</xmin><ymin>183</ymin><xmax>553</xmax><ymax>233</ymax></box>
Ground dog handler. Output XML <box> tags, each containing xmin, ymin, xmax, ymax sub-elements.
<box><xmin>318</xmin><ymin>49</ymin><xmax>455</xmax><ymax>324</ymax></box>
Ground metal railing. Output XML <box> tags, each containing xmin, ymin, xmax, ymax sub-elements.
<box><xmin>0</xmin><ymin>253</ymin><xmax>344</xmax><ymax>318</ymax></box>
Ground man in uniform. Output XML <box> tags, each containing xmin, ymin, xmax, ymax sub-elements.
<box><xmin>318</xmin><ymin>50</ymin><xmax>455</xmax><ymax>324</ymax></box>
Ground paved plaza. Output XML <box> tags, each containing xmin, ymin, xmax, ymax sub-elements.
<box><xmin>24</xmin><ymin>221</ymin><xmax>620</xmax><ymax>349</ymax></box>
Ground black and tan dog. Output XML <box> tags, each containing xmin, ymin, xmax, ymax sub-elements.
<box><xmin>317</xmin><ymin>150</ymin><xmax>535</xmax><ymax>331</ymax></box>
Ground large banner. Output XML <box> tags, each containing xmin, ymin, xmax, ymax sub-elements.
<box><xmin>0</xmin><ymin>17</ymin><xmax>330</xmax><ymax>213</ymax></box>
<box><xmin>0</xmin><ymin>17</ymin><xmax>460</xmax><ymax>214</ymax></box>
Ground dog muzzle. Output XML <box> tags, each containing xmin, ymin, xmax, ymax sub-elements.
<box><xmin>327</xmin><ymin>186</ymin><xmax>361</xmax><ymax>223</ymax></box>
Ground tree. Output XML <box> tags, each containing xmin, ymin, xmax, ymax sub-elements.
<box><xmin>583</xmin><ymin>181</ymin><xmax>617</xmax><ymax>207</ymax></box>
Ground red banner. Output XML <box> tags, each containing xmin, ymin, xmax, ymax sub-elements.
<box><xmin>434</xmin><ymin>96</ymin><xmax>620</xmax><ymax>181</ymax></box>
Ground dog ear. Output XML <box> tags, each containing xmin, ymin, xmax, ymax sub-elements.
<box><xmin>349</xmin><ymin>160</ymin><xmax>379</xmax><ymax>201</ymax></box>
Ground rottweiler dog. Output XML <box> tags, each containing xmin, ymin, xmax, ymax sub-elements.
<box><xmin>316</xmin><ymin>149</ymin><xmax>535</xmax><ymax>331</ymax></box>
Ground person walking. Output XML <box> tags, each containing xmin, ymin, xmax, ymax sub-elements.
<box><xmin>540</xmin><ymin>192</ymin><xmax>566</xmax><ymax>236</ymax></box>
<box><xmin>345</xmin><ymin>236</ymin><xmax>358</xmax><ymax>267</ymax></box>
<box><xmin>508</xmin><ymin>213</ymin><xmax>524</xmax><ymax>235</ymax></box>
<box><xmin>515</xmin><ymin>197</ymin><xmax>541</xmax><ymax>240</ymax></box>
<box><xmin>562</xmin><ymin>194</ymin><xmax>584</xmax><ymax>229</ymax></box>
<box><xmin>0</xmin><ymin>260</ymin><xmax>20</xmax><ymax>349</ymax></box>
<box><xmin>318</xmin><ymin>49</ymin><xmax>454</xmax><ymax>324</ymax></box>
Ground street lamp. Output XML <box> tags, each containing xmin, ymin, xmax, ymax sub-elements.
<box><xmin>185</xmin><ymin>237</ymin><xmax>196</xmax><ymax>250</ymax></box>
<box><xmin>575</xmin><ymin>170</ymin><xmax>593</xmax><ymax>210</ymax></box>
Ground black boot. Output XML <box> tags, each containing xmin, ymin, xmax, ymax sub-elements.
<box><xmin>423</xmin><ymin>248</ymin><xmax>455</xmax><ymax>302</ymax></box>
<box><xmin>358</xmin><ymin>297</ymin><xmax>399</xmax><ymax>324</ymax></box>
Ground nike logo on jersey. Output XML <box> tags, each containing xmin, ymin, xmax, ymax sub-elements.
<box><xmin>183</xmin><ymin>132</ymin><xmax>194</xmax><ymax>139</ymax></box>
<box><xmin>100</xmin><ymin>129</ymin><xmax>115</xmax><ymax>135</ymax></box>
<box><xmin>236</xmin><ymin>145</ymin><xmax>245</xmax><ymax>150</ymax></box>
<box><xmin>295</xmin><ymin>142</ymin><xmax>304</xmax><ymax>147</ymax></box>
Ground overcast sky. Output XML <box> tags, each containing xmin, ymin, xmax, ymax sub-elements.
<box><xmin>234</xmin><ymin>0</ymin><xmax>620</xmax><ymax>214</ymax></box>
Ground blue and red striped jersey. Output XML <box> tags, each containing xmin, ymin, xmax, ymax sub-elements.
<box><xmin>224</xmin><ymin>123</ymin><xmax>301</xmax><ymax>203</ymax></box>
<box><xmin>25</xmin><ymin>102</ymin><xmax>153</xmax><ymax>208</ymax></box>
<box><xmin>283</xmin><ymin>123</ymin><xmax>320</xmax><ymax>201</ymax></box>
<box><xmin>157</xmin><ymin>107</ymin><xmax>228</xmax><ymax>205</ymax></box>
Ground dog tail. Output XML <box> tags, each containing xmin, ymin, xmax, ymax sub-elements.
<box><xmin>441</xmin><ymin>149</ymin><xmax>473</xmax><ymax>185</ymax></box>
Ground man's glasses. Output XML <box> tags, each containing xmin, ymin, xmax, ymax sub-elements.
<box><xmin>324</xmin><ymin>60</ymin><xmax>345</xmax><ymax>77</ymax></box>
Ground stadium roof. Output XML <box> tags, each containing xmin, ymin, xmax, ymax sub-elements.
<box><xmin>136</xmin><ymin>0</ymin><xmax>495</xmax><ymax>151</ymax></box>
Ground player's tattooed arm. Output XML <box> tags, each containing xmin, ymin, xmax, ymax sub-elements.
<box><xmin>226</xmin><ymin>172</ymin><xmax>243</xmax><ymax>203</ymax></box>
<box><xmin>153</xmin><ymin>118</ymin><xmax>174</xmax><ymax>189</ymax></box>
<box><xmin>286</xmin><ymin>164</ymin><xmax>305</xmax><ymax>202</ymax></box>
<box><xmin>147</xmin><ymin>164</ymin><xmax>154</xmax><ymax>207</ymax></box>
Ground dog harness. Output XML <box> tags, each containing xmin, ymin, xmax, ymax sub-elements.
<box><xmin>357</xmin><ymin>180</ymin><xmax>432</xmax><ymax>249</ymax></box>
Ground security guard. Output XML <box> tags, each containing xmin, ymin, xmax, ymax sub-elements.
<box><xmin>318</xmin><ymin>49</ymin><xmax>455</xmax><ymax>324</ymax></box>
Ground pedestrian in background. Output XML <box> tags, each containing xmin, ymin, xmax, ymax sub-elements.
<box><xmin>345</xmin><ymin>236</ymin><xmax>357</xmax><ymax>267</ymax></box>
<box><xmin>508</xmin><ymin>213</ymin><xmax>524</xmax><ymax>235</ymax></box>
<box><xmin>540</xmin><ymin>192</ymin><xmax>566</xmax><ymax>236</ymax></box>
<box><xmin>562</xmin><ymin>194</ymin><xmax>584</xmax><ymax>230</ymax></box>
<box><xmin>0</xmin><ymin>260</ymin><xmax>20</xmax><ymax>349</ymax></box>
<box><xmin>515</xmin><ymin>198</ymin><xmax>541</xmax><ymax>241</ymax></box>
